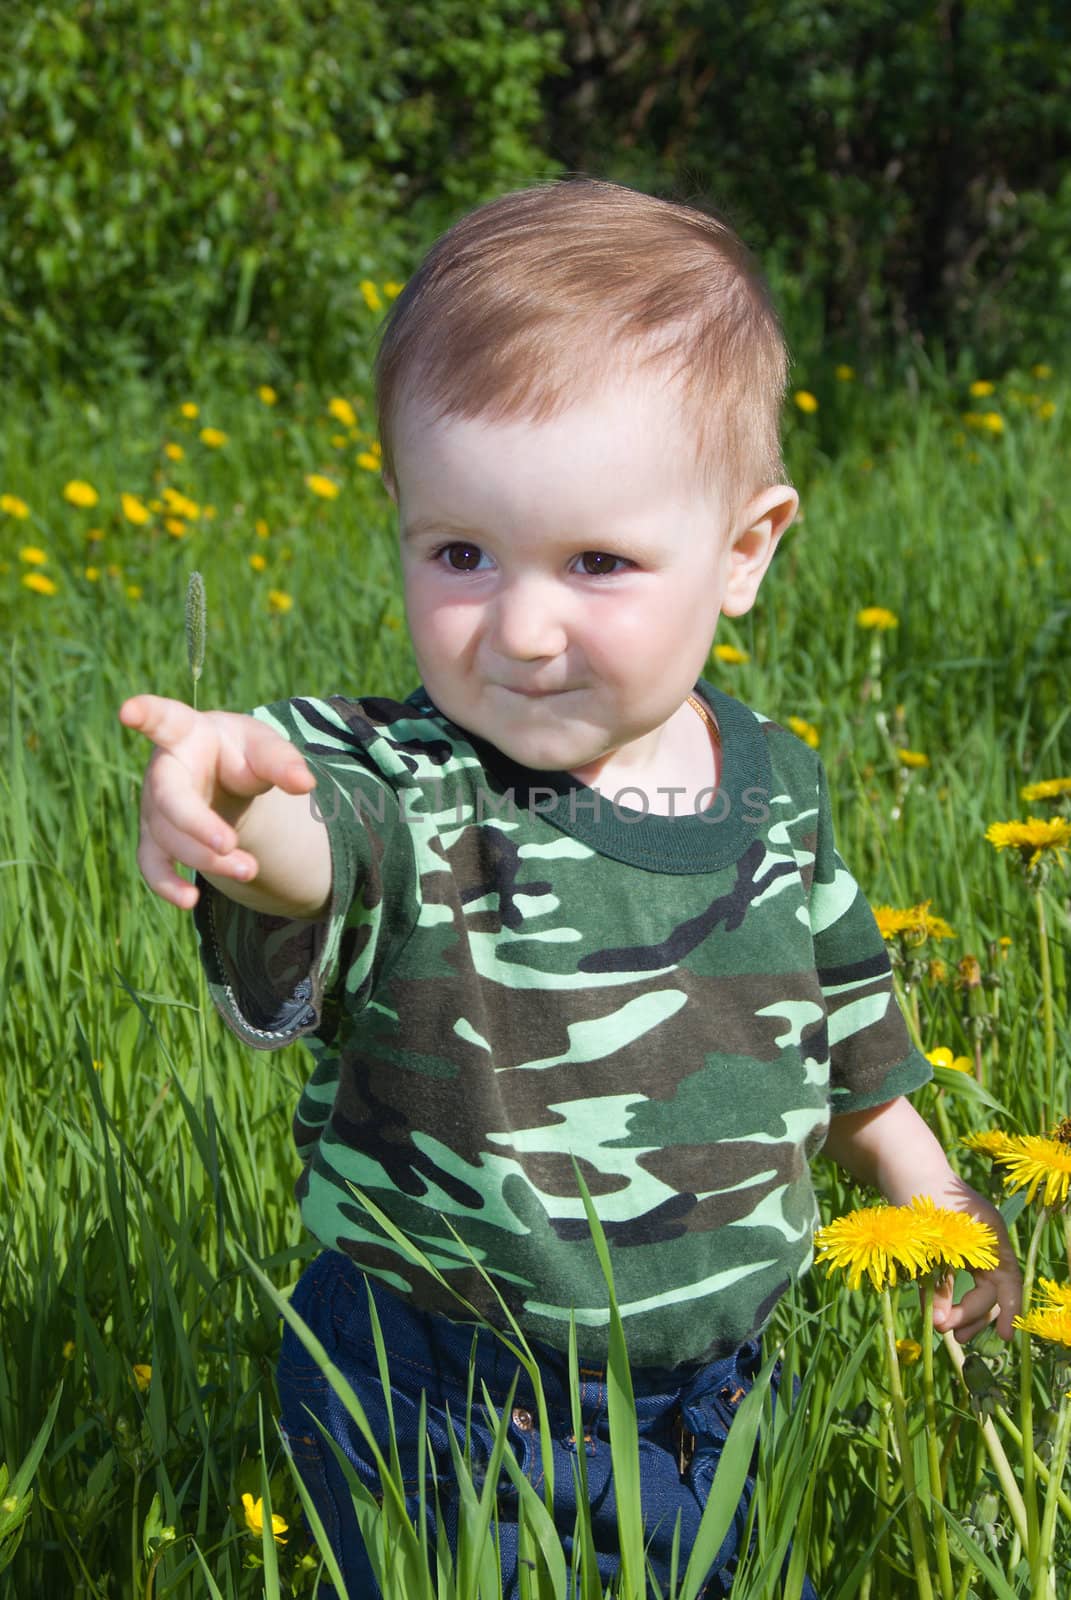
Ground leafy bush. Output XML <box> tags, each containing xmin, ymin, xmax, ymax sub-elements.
<box><xmin>0</xmin><ymin>0</ymin><xmax>563</xmax><ymax>384</ymax></box>
<box><xmin>545</xmin><ymin>0</ymin><xmax>1071</xmax><ymax>367</ymax></box>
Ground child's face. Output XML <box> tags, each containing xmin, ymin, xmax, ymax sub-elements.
<box><xmin>388</xmin><ymin>372</ymin><xmax>790</xmax><ymax>777</ymax></box>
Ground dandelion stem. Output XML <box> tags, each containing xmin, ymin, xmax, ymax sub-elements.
<box><xmin>880</xmin><ymin>1289</ymin><xmax>935</xmax><ymax>1600</ymax></box>
<box><xmin>893</xmin><ymin>971</ymin><xmax>926</xmax><ymax>1056</ymax></box>
<box><xmin>876</xmin><ymin>1404</ymin><xmax>893</xmax><ymax>1600</ymax></box>
<box><xmin>1038</xmin><ymin>1390</ymin><xmax>1071</xmax><ymax>1600</ymax></box>
<box><xmin>991</xmin><ymin>1405</ymin><xmax>1071</xmax><ymax>1519</ymax></box>
<box><xmin>920</xmin><ymin>1286</ymin><xmax>955</xmax><ymax>1600</ymax></box>
<box><xmin>1036</xmin><ymin>890</ymin><xmax>1056</xmax><ymax>1125</ymax></box>
<box><xmin>1020</xmin><ymin>1209</ymin><xmax>1048</xmax><ymax>1579</ymax></box>
<box><xmin>942</xmin><ymin>1335</ymin><xmax>1030</xmax><ymax>1549</ymax></box>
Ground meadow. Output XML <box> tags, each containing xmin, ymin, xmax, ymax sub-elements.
<box><xmin>0</xmin><ymin>346</ymin><xmax>1068</xmax><ymax>1598</ymax></box>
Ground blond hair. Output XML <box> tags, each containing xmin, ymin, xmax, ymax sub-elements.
<box><xmin>374</xmin><ymin>178</ymin><xmax>789</xmax><ymax>520</ymax></box>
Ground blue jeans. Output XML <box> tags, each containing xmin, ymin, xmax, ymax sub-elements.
<box><xmin>278</xmin><ymin>1251</ymin><xmax>795</xmax><ymax>1598</ymax></box>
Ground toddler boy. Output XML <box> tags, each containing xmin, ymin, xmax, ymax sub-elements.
<box><xmin>122</xmin><ymin>178</ymin><xmax>1020</xmax><ymax>1597</ymax></box>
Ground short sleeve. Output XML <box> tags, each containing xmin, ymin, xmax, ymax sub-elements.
<box><xmin>194</xmin><ymin>696</ymin><xmax>418</xmax><ymax>1054</ymax></box>
<box><xmin>808</xmin><ymin>761</ymin><xmax>932</xmax><ymax>1113</ymax></box>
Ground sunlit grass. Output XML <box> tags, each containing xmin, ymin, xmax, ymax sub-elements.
<box><xmin>0</xmin><ymin>358</ymin><xmax>1068</xmax><ymax>1595</ymax></box>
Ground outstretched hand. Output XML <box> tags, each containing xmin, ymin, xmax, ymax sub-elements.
<box><xmin>119</xmin><ymin>694</ymin><xmax>316</xmax><ymax>909</ymax></box>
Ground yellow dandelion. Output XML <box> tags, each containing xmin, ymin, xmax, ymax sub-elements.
<box><xmin>87</xmin><ymin>528</ymin><xmax>104</xmax><ymax>542</ymax></box>
<box><xmin>897</xmin><ymin>748</ymin><xmax>930</xmax><ymax>769</ymax></box>
<box><xmin>961</xmin><ymin>1129</ymin><xmax>1014</xmax><ymax>1159</ymax></box>
<box><xmin>164</xmin><ymin>442</ymin><xmax>184</xmax><ymax>462</ymax></box>
<box><xmin>927</xmin><ymin>958</ymin><xmax>948</xmax><ymax>984</ymax></box>
<box><xmin>360</xmin><ymin>280</ymin><xmax>384</xmax><ymax>313</ymax></box>
<box><xmin>871</xmin><ymin>900</ymin><xmax>954</xmax><ymax>945</ymax></box>
<box><xmin>62</xmin><ymin>1339</ymin><xmax>76</xmax><ymax>1361</ymax></box>
<box><xmin>1021</xmin><ymin>778</ymin><xmax>1071</xmax><ymax>803</ymax></box>
<box><xmin>268</xmin><ymin>589</ymin><xmax>293</xmax><ymax>614</ymax></box>
<box><xmin>241</xmin><ymin>1493</ymin><xmax>288</xmax><ymax>1545</ymax></box>
<box><xmin>356</xmin><ymin>451</ymin><xmax>382</xmax><ymax>472</ymax></box>
<box><xmin>713</xmin><ymin>643</ymin><xmax>749</xmax><ymax>665</ymax></box>
<box><xmin>125</xmin><ymin>584</ymin><xmax>143</xmax><ymax>600</ymax></box>
<box><xmin>906</xmin><ymin>1195</ymin><xmax>999</xmax><ymax>1273</ymax></box>
<box><xmin>995</xmin><ymin>1135</ymin><xmax>1071</xmax><ymax>1209</ymax></box>
<box><xmin>199</xmin><ymin>427</ymin><xmax>227</xmax><ymax>448</ymax></box>
<box><xmin>19</xmin><ymin>546</ymin><xmax>47</xmax><ymax>566</ymax></box>
<box><xmin>1</xmin><ymin>493</ymin><xmax>30</xmax><ymax>518</ymax></box>
<box><xmin>384</xmin><ymin>280</ymin><xmax>404</xmax><ymax>299</ymax></box>
<box><xmin>162</xmin><ymin>488</ymin><xmax>200</xmax><ymax>518</ymax></box>
<box><xmin>986</xmin><ymin>817</ymin><xmax>1071</xmax><ymax>871</ymax></box>
<box><xmin>121</xmin><ymin>492</ymin><xmax>151</xmax><ymax>526</ymax></box>
<box><xmin>132</xmin><ymin>1363</ymin><xmax>152</xmax><ymax>1392</ymax></box>
<box><xmin>926</xmin><ymin>1046</ymin><xmax>972</xmax><ymax>1074</ymax></box>
<box><xmin>969</xmin><ymin>379</ymin><xmax>996</xmax><ymax>397</ymax></box>
<box><xmin>84</xmin><ymin>566</ymin><xmax>100</xmax><ymax>581</ymax></box>
<box><xmin>370</xmin><ymin>441</ymin><xmax>382</xmax><ymax>458</ymax></box>
<box><xmin>63</xmin><ymin>480</ymin><xmax>99</xmax><ymax>508</ymax></box>
<box><xmin>258</xmin><ymin>385</ymin><xmax>278</xmax><ymax>406</ymax></box>
<box><xmin>328</xmin><ymin>397</ymin><xmax>357</xmax><ymax>428</ymax></box>
<box><xmin>835</xmin><ymin>365</ymin><xmax>855</xmax><ymax>382</ymax></box>
<box><xmin>1014</xmin><ymin>1307</ymin><xmax>1071</xmax><ymax>1349</ymax></box>
<box><xmin>814</xmin><ymin>1205</ymin><xmax>936</xmax><ymax>1291</ymax></box>
<box><xmin>331</xmin><ymin>433</ymin><xmax>348</xmax><ymax>449</ymax></box>
<box><xmin>165</xmin><ymin>519</ymin><xmax>187</xmax><ymax>538</ymax></box>
<box><xmin>249</xmin><ymin>553</ymin><xmax>267</xmax><ymax>572</ymax></box>
<box><xmin>980</xmin><ymin>412</ymin><xmax>1004</xmax><ymax>435</ymax></box>
<box><xmin>255</xmin><ymin>518</ymin><xmax>269</xmax><ymax>538</ymax></box>
<box><xmin>1037</xmin><ymin>399</ymin><xmax>1056</xmax><ymax>421</ymax></box>
<box><xmin>305</xmin><ymin>474</ymin><xmax>340</xmax><ymax>500</ymax></box>
<box><xmin>22</xmin><ymin>572</ymin><xmax>58</xmax><ymax>596</ymax></box>
<box><xmin>787</xmin><ymin>715</ymin><xmax>820</xmax><ymax>748</ymax></box>
<box><xmin>1034</xmin><ymin>1278</ymin><xmax>1071</xmax><ymax>1310</ymax></box>
<box><xmin>794</xmin><ymin>390</ymin><xmax>819</xmax><ymax>414</ymax></box>
<box><xmin>896</xmin><ymin>1339</ymin><xmax>922</xmax><ymax>1365</ymax></box>
<box><xmin>1032</xmin><ymin>364</ymin><xmax>1052</xmax><ymax>380</ymax></box>
<box><xmin>180</xmin><ymin>402</ymin><xmax>199</xmax><ymax>419</ymax></box>
<box><xmin>856</xmin><ymin>606</ymin><xmax>898</xmax><ymax>630</ymax></box>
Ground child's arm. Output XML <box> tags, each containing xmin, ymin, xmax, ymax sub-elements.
<box><xmin>119</xmin><ymin>693</ymin><xmax>331</xmax><ymax>919</ymax></box>
<box><xmin>823</xmin><ymin>1097</ymin><xmax>1023</xmax><ymax>1340</ymax></box>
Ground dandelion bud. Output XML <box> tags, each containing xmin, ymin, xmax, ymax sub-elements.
<box><xmin>185</xmin><ymin>571</ymin><xmax>206</xmax><ymax>685</ymax></box>
<box><xmin>961</xmin><ymin>1352</ymin><xmax>1004</xmax><ymax>1419</ymax></box>
<box><xmin>956</xmin><ymin>955</ymin><xmax>982</xmax><ymax>991</ymax></box>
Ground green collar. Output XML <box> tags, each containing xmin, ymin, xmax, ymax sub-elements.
<box><xmin>410</xmin><ymin>680</ymin><xmax>774</xmax><ymax>877</ymax></box>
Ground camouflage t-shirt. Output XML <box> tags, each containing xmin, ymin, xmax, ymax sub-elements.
<box><xmin>196</xmin><ymin>681</ymin><xmax>930</xmax><ymax>1367</ymax></box>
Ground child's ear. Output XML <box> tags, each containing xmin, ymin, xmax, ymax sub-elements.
<box><xmin>720</xmin><ymin>485</ymin><xmax>798</xmax><ymax>618</ymax></box>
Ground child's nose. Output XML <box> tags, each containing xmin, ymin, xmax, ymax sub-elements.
<box><xmin>489</xmin><ymin>577</ymin><xmax>568</xmax><ymax>660</ymax></box>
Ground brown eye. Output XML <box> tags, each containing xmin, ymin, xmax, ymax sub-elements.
<box><xmin>444</xmin><ymin>543</ymin><xmax>482</xmax><ymax>570</ymax></box>
<box><xmin>580</xmin><ymin>551</ymin><xmax>620</xmax><ymax>575</ymax></box>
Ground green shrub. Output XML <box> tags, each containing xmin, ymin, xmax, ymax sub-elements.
<box><xmin>0</xmin><ymin>0</ymin><xmax>563</xmax><ymax>385</ymax></box>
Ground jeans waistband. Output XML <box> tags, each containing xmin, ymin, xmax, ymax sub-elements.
<box><xmin>301</xmin><ymin>1252</ymin><xmax>760</xmax><ymax>1422</ymax></box>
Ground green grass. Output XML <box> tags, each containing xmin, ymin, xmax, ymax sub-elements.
<box><xmin>0</xmin><ymin>358</ymin><xmax>1069</xmax><ymax>1596</ymax></box>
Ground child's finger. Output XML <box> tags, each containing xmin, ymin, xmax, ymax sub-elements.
<box><xmin>146</xmin><ymin>813</ymin><xmax>259</xmax><ymax>886</ymax></box>
<box><xmin>220</xmin><ymin>721</ymin><xmax>318</xmax><ymax>797</ymax></box>
<box><xmin>941</xmin><ymin>1276</ymin><xmax>1015</xmax><ymax>1342</ymax></box>
<box><xmin>135</xmin><ymin>832</ymin><xmax>203</xmax><ymax>909</ymax></box>
<box><xmin>143</xmin><ymin>750</ymin><xmax>243</xmax><ymax>853</ymax></box>
<box><xmin>119</xmin><ymin>693</ymin><xmax>201</xmax><ymax>752</ymax></box>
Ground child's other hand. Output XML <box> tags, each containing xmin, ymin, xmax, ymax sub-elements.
<box><xmin>119</xmin><ymin>694</ymin><xmax>316</xmax><ymax>909</ymax></box>
<box><xmin>931</xmin><ymin>1184</ymin><xmax>1022</xmax><ymax>1343</ymax></box>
